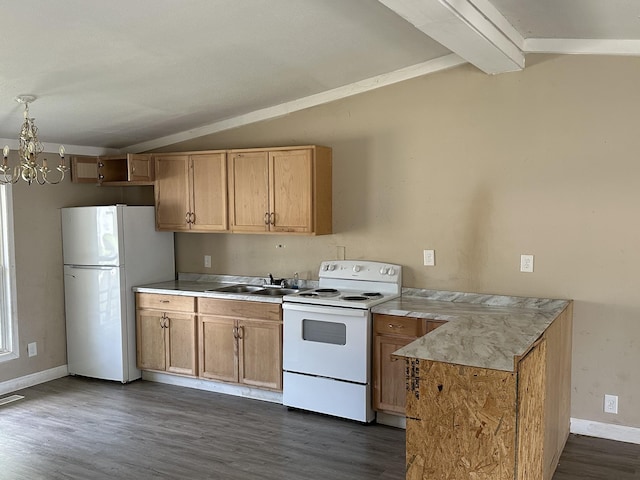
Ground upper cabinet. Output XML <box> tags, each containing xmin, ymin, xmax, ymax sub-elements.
<box><xmin>71</xmin><ymin>154</ymin><xmax>154</xmax><ymax>185</ymax></box>
<box><xmin>155</xmin><ymin>151</ymin><xmax>228</xmax><ymax>232</ymax></box>
<box><xmin>228</xmin><ymin>146</ymin><xmax>332</xmax><ymax>235</ymax></box>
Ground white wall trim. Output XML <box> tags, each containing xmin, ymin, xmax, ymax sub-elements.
<box><xmin>125</xmin><ymin>54</ymin><xmax>466</xmax><ymax>153</ymax></box>
<box><xmin>0</xmin><ymin>365</ymin><xmax>68</xmax><ymax>396</ymax></box>
<box><xmin>525</xmin><ymin>38</ymin><xmax>640</xmax><ymax>56</ymax></box>
<box><xmin>0</xmin><ymin>139</ymin><xmax>120</xmax><ymax>157</ymax></box>
<box><xmin>571</xmin><ymin>417</ymin><xmax>640</xmax><ymax>445</ymax></box>
<box><xmin>141</xmin><ymin>371</ymin><xmax>283</xmax><ymax>404</ymax></box>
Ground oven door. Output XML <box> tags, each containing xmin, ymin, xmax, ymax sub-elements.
<box><xmin>283</xmin><ymin>302</ymin><xmax>370</xmax><ymax>383</ymax></box>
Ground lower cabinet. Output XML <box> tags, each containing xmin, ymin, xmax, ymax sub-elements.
<box><xmin>136</xmin><ymin>293</ymin><xmax>197</xmax><ymax>376</ymax></box>
<box><xmin>198</xmin><ymin>297</ymin><xmax>283</xmax><ymax>391</ymax></box>
<box><xmin>372</xmin><ymin>314</ymin><xmax>446</xmax><ymax>415</ymax></box>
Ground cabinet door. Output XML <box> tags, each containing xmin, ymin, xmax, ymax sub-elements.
<box><xmin>373</xmin><ymin>334</ymin><xmax>416</xmax><ymax>414</ymax></box>
<box><xmin>136</xmin><ymin>309</ymin><xmax>166</xmax><ymax>371</ymax></box>
<box><xmin>269</xmin><ymin>149</ymin><xmax>313</xmax><ymax>233</ymax></box>
<box><xmin>128</xmin><ymin>154</ymin><xmax>154</xmax><ymax>182</ymax></box>
<box><xmin>155</xmin><ymin>155</ymin><xmax>191</xmax><ymax>231</ymax></box>
<box><xmin>199</xmin><ymin>316</ymin><xmax>238</xmax><ymax>382</ymax></box>
<box><xmin>190</xmin><ymin>153</ymin><xmax>228</xmax><ymax>231</ymax></box>
<box><xmin>70</xmin><ymin>155</ymin><xmax>99</xmax><ymax>184</ymax></box>
<box><xmin>238</xmin><ymin>319</ymin><xmax>282</xmax><ymax>390</ymax></box>
<box><xmin>165</xmin><ymin>312</ymin><xmax>197</xmax><ymax>376</ymax></box>
<box><xmin>228</xmin><ymin>151</ymin><xmax>269</xmax><ymax>232</ymax></box>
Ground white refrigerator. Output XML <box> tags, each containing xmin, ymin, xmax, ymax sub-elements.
<box><xmin>61</xmin><ymin>205</ymin><xmax>175</xmax><ymax>383</ymax></box>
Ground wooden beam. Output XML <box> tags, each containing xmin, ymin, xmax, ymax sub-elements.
<box><xmin>379</xmin><ymin>0</ymin><xmax>525</xmax><ymax>74</ymax></box>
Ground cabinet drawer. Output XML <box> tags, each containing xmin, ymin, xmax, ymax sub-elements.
<box><xmin>198</xmin><ymin>297</ymin><xmax>281</xmax><ymax>322</ymax></box>
<box><xmin>136</xmin><ymin>293</ymin><xmax>195</xmax><ymax>313</ymax></box>
<box><xmin>374</xmin><ymin>314</ymin><xmax>424</xmax><ymax>336</ymax></box>
<box><xmin>427</xmin><ymin>320</ymin><xmax>447</xmax><ymax>332</ymax></box>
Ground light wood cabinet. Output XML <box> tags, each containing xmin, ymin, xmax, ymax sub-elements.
<box><xmin>71</xmin><ymin>154</ymin><xmax>154</xmax><ymax>185</ymax></box>
<box><xmin>154</xmin><ymin>151</ymin><xmax>228</xmax><ymax>232</ymax></box>
<box><xmin>373</xmin><ymin>314</ymin><xmax>447</xmax><ymax>416</ymax></box>
<box><xmin>136</xmin><ymin>293</ymin><xmax>197</xmax><ymax>376</ymax></box>
<box><xmin>228</xmin><ymin>146</ymin><xmax>332</xmax><ymax>235</ymax></box>
<box><xmin>198</xmin><ymin>297</ymin><xmax>282</xmax><ymax>391</ymax></box>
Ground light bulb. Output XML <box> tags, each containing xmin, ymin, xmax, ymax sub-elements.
<box><xmin>59</xmin><ymin>145</ymin><xmax>65</xmax><ymax>157</ymax></box>
<box><xmin>2</xmin><ymin>146</ymin><xmax>8</xmax><ymax>158</ymax></box>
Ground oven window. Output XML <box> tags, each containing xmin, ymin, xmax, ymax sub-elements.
<box><xmin>302</xmin><ymin>319</ymin><xmax>346</xmax><ymax>345</ymax></box>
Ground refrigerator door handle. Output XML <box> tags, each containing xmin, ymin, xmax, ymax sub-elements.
<box><xmin>66</xmin><ymin>265</ymin><xmax>118</xmax><ymax>270</ymax></box>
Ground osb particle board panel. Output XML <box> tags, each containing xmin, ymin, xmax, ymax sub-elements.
<box><xmin>516</xmin><ymin>339</ymin><xmax>547</xmax><ymax>480</ymax></box>
<box><xmin>406</xmin><ymin>360</ymin><xmax>517</xmax><ymax>480</ymax></box>
<box><xmin>542</xmin><ymin>302</ymin><xmax>573</xmax><ymax>478</ymax></box>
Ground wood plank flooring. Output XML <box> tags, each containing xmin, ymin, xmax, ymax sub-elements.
<box><xmin>0</xmin><ymin>377</ymin><xmax>405</xmax><ymax>480</ymax></box>
<box><xmin>0</xmin><ymin>376</ymin><xmax>638</xmax><ymax>479</ymax></box>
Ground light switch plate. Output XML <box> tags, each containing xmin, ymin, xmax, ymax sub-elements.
<box><xmin>204</xmin><ymin>255</ymin><xmax>212</xmax><ymax>268</ymax></box>
<box><xmin>28</xmin><ymin>342</ymin><xmax>37</xmax><ymax>357</ymax></box>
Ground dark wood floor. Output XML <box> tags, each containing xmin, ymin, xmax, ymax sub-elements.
<box><xmin>0</xmin><ymin>377</ymin><xmax>638</xmax><ymax>479</ymax></box>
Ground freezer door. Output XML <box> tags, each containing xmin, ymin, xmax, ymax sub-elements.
<box><xmin>61</xmin><ymin>206</ymin><xmax>123</xmax><ymax>266</ymax></box>
<box><xmin>64</xmin><ymin>265</ymin><xmax>130</xmax><ymax>382</ymax></box>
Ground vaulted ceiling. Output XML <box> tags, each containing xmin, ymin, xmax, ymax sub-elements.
<box><xmin>1</xmin><ymin>0</ymin><xmax>638</xmax><ymax>155</ymax></box>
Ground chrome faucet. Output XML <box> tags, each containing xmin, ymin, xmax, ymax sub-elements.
<box><xmin>266</xmin><ymin>273</ymin><xmax>286</xmax><ymax>287</ymax></box>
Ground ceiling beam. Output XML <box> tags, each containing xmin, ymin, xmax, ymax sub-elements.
<box><xmin>126</xmin><ymin>54</ymin><xmax>465</xmax><ymax>153</ymax></box>
<box><xmin>379</xmin><ymin>0</ymin><xmax>525</xmax><ymax>74</ymax></box>
<box><xmin>525</xmin><ymin>39</ymin><xmax>640</xmax><ymax>56</ymax></box>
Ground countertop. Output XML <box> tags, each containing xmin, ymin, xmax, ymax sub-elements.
<box><xmin>133</xmin><ymin>273</ymin><xmax>317</xmax><ymax>304</ymax></box>
<box><xmin>374</xmin><ymin>289</ymin><xmax>570</xmax><ymax>372</ymax></box>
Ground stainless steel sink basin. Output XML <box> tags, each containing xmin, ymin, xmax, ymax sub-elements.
<box><xmin>252</xmin><ymin>287</ymin><xmax>302</xmax><ymax>296</ymax></box>
<box><xmin>207</xmin><ymin>284</ymin><xmax>266</xmax><ymax>294</ymax></box>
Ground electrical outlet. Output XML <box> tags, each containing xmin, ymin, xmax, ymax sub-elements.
<box><xmin>423</xmin><ymin>249</ymin><xmax>435</xmax><ymax>266</ymax></box>
<box><xmin>520</xmin><ymin>254</ymin><xmax>534</xmax><ymax>273</ymax></box>
<box><xmin>204</xmin><ymin>255</ymin><xmax>212</xmax><ymax>268</ymax></box>
<box><xmin>28</xmin><ymin>342</ymin><xmax>37</xmax><ymax>357</ymax></box>
<box><xmin>604</xmin><ymin>394</ymin><xmax>618</xmax><ymax>414</ymax></box>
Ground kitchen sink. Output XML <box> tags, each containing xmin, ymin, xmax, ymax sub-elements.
<box><xmin>204</xmin><ymin>284</ymin><xmax>304</xmax><ymax>296</ymax></box>
<box><xmin>253</xmin><ymin>287</ymin><xmax>301</xmax><ymax>296</ymax></box>
<box><xmin>207</xmin><ymin>284</ymin><xmax>266</xmax><ymax>294</ymax></box>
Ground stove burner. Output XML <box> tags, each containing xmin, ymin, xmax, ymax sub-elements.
<box><xmin>341</xmin><ymin>295</ymin><xmax>369</xmax><ymax>301</ymax></box>
<box><xmin>313</xmin><ymin>288</ymin><xmax>340</xmax><ymax>297</ymax></box>
<box><xmin>362</xmin><ymin>292</ymin><xmax>382</xmax><ymax>298</ymax></box>
<box><xmin>300</xmin><ymin>292</ymin><xmax>319</xmax><ymax>297</ymax></box>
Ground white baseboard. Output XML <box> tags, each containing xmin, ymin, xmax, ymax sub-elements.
<box><xmin>571</xmin><ymin>417</ymin><xmax>640</xmax><ymax>445</ymax></box>
<box><xmin>376</xmin><ymin>411</ymin><xmax>406</xmax><ymax>429</ymax></box>
<box><xmin>0</xmin><ymin>365</ymin><xmax>68</xmax><ymax>396</ymax></box>
<box><xmin>141</xmin><ymin>371</ymin><xmax>283</xmax><ymax>404</ymax></box>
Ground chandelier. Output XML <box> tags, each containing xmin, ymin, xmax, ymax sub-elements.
<box><xmin>0</xmin><ymin>95</ymin><xmax>68</xmax><ymax>185</ymax></box>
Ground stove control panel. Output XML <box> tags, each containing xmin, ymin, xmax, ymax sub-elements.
<box><xmin>319</xmin><ymin>260</ymin><xmax>402</xmax><ymax>282</ymax></box>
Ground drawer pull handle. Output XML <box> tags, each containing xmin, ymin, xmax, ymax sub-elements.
<box><xmin>388</xmin><ymin>323</ymin><xmax>404</xmax><ymax>329</ymax></box>
<box><xmin>160</xmin><ymin>300</ymin><xmax>170</xmax><ymax>303</ymax></box>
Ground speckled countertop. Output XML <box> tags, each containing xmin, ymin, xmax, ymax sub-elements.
<box><xmin>373</xmin><ymin>289</ymin><xmax>570</xmax><ymax>372</ymax></box>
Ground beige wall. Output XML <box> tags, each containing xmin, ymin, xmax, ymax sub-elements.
<box><xmin>164</xmin><ymin>54</ymin><xmax>640</xmax><ymax>428</ymax></box>
<box><xmin>0</xmin><ymin>169</ymin><xmax>153</xmax><ymax>383</ymax></box>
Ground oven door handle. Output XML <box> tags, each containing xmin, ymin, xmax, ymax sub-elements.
<box><xmin>282</xmin><ymin>302</ymin><xmax>368</xmax><ymax>318</ymax></box>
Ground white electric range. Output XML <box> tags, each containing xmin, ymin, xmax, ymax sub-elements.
<box><xmin>282</xmin><ymin>260</ymin><xmax>402</xmax><ymax>422</ymax></box>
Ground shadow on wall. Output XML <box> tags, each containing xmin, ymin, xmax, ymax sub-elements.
<box><xmin>454</xmin><ymin>184</ymin><xmax>493</xmax><ymax>292</ymax></box>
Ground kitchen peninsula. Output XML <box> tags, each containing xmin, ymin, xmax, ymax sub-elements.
<box><xmin>372</xmin><ymin>291</ymin><xmax>572</xmax><ymax>480</ymax></box>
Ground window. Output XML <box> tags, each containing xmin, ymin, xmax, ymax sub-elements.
<box><xmin>0</xmin><ymin>184</ymin><xmax>18</xmax><ymax>361</ymax></box>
